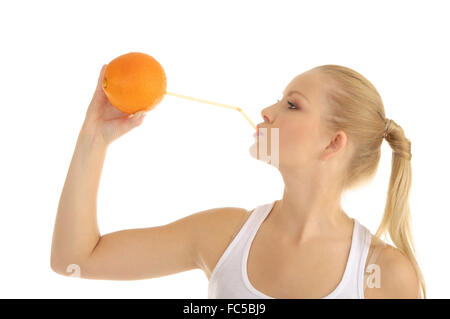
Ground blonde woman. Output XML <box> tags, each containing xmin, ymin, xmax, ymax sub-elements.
<box><xmin>51</xmin><ymin>64</ymin><xmax>426</xmax><ymax>299</ymax></box>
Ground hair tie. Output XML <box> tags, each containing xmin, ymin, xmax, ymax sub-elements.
<box><xmin>383</xmin><ymin>118</ymin><xmax>393</xmax><ymax>139</ymax></box>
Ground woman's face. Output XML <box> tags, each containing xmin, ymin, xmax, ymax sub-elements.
<box><xmin>249</xmin><ymin>70</ymin><xmax>333</xmax><ymax>169</ymax></box>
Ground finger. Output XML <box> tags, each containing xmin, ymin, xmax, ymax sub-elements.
<box><xmin>91</xmin><ymin>64</ymin><xmax>108</xmax><ymax>103</ymax></box>
<box><xmin>112</xmin><ymin>111</ymin><xmax>147</xmax><ymax>138</ymax></box>
<box><xmin>87</xmin><ymin>65</ymin><xmax>108</xmax><ymax>112</ymax></box>
<box><xmin>97</xmin><ymin>64</ymin><xmax>108</xmax><ymax>91</ymax></box>
<box><xmin>128</xmin><ymin>110</ymin><xmax>147</xmax><ymax>125</ymax></box>
<box><xmin>128</xmin><ymin>110</ymin><xmax>148</xmax><ymax>119</ymax></box>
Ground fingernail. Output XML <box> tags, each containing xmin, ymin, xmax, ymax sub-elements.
<box><xmin>135</xmin><ymin>111</ymin><xmax>147</xmax><ymax>119</ymax></box>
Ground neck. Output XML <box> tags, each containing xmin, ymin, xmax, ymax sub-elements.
<box><xmin>270</xmin><ymin>169</ymin><xmax>352</xmax><ymax>245</ymax></box>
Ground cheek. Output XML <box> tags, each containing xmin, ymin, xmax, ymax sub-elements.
<box><xmin>280</xmin><ymin>121</ymin><xmax>318</xmax><ymax>157</ymax></box>
<box><xmin>281</xmin><ymin>122</ymin><xmax>313</xmax><ymax>144</ymax></box>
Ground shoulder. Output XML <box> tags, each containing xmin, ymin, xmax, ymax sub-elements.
<box><xmin>190</xmin><ymin>207</ymin><xmax>253</xmax><ymax>235</ymax></box>
<box><xmin>365</xmin><ymin>243</ymin><xmax>421</xmax><ymax>299</ymax></box>
<box><xmin>191</xmin><ymin>207</ymin><xmax>255</xmax><ymax>276</ymax></box>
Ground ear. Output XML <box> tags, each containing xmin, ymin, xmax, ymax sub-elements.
<box><xmin>321</xmin><ymin>130</ymin><xmax>347</xmax><ymax>161</ymax></box>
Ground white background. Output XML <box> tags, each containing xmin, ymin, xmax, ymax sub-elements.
<box><xmin>0</xmin><ymin>0</ymin><xmax>448</xmax><ymax>298</ymax></box>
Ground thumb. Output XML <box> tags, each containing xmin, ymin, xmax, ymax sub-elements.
<box><xmin>102</xmin><ymin>111</ymin><xmax>148</xmax><ymax>144</ymax></box>
<box><xmin>124</xmin><ymin>110</ymin><xmax>148</xmax><ymax>129</ymax></box>
<box><xmin>109</xmin><ymin>110</ymin><xmax>148</xmax><ymax>141</ymax></box>
<box><xmin>130</xmin><ymin>110</ymin><xmax>147</xmax><ymax>121</ymax></box>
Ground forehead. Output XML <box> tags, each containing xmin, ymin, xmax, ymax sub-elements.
<box><xmin>284</xmin><ymin>70</ymin><xmax>327</xmax><ymax>106</ymax></box>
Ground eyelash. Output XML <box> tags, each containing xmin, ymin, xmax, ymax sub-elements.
<box><xmin>277</xmin><ymin>99</ymin><xmax>298</xmax><ymax>110</ymax></box>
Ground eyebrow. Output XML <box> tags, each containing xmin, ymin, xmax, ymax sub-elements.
<box><xmin>283</xmin><ymin>89</ymin><xmax>310</xmax><ymax>103</ymax></box>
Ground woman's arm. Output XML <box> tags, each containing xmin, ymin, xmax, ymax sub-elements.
<box><xmin>50</xmin><ymin>64</ymin><xmax>245</xmax><ymax>281</ymax></box>
<box><xmin>50</xmin><ymin>126</ymin><xmax>247</xmax><ymax>280</ymax></box>
<box><xmin>50</xmin><ymin>64</ymin><xmax>147</xmax><ymax>274</ymax></box>
<box><xmin>49</xmin><ymin>129</ymin><xmax>205</xmax><ymax>280</ymax></box>
<box><xmin>50</xmin><ymin>131</ymin><xmax>107</xmax><ymax>273</ymax></box>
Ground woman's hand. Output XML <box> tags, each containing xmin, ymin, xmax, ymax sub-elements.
<box><xmin>81</xmin><ymin>64</ymin><xmax>148</xmax><ymax>146</ymax></box>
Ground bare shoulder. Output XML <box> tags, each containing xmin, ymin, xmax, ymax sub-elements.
<box><xmin>365</xmin><ymin>243</ymin><xmax>421</xmax><ymax>299</ymax></box>
<box><xmin>192</xmin><ymin>206</ymin><xmax>255</xmax><ymax>279</ymax></box>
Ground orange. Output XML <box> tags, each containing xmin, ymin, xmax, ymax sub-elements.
<box><xmin>102</xmin><ymin>52</ymin><xmax>167</xmax><ymax>114</ymax></box>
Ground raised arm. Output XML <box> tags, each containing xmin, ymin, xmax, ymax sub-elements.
<box><xmin>50</xmin><ymin>64</ymin><xmax>251</xmax><ymax>281</ymax></box>
<box><xmin>50</xmin><ymin>129</ymin><xmax>247</xmax><ymax>280</ymax></box>
<box><xmin>50</xmin><ymin>64</ymin><xmax>148</xmax><ymax>275</ymax></box>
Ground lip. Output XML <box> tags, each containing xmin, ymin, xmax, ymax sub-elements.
<box><xmin>256</xmin><ymin>124</ymin><xmax>264</xmax><ymax>136</ymax></box>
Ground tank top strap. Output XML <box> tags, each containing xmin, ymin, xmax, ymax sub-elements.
<box><xmin>366</xmin><ymin>242</ymin><xmax>385</xmax><ymax>267</ymax></box>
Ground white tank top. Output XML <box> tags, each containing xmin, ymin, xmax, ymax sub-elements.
<box><xmin>208</xmin><ymin>201</ymin><xmax>373</xmax><ymax>299</ymax></box>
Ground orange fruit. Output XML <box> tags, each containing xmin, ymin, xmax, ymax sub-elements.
<box><xmin>102</xmin><ymin>52</ymin><xmax>167</xmax><ymax>114</ymax></box>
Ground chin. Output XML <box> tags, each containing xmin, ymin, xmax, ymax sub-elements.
<box><xmin>249</xmin><ymin>141</ymin><xmax>258</xmax><ymax>159</ymax></box>
<box><xmin>248</xmin><ymin>141</ymin><xmax>279</xmax><ymax>168</ymax></box>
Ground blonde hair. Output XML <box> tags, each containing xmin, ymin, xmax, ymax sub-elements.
<box><xmin>313</xmin><ymin>64</ymin><xmax>426</xmax><ymax>298</ymax></box>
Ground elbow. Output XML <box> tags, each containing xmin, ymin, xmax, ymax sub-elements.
<box><xmin>50</xmin><ymin>257</ymin><xmax>68</xmax><ymax>276</ymax></box>
<box><xmin>50</xmin><ymin>255</ymin><xmax>83</xmax><ymax>278</ymax></box>
<box><xmin>50</xmin><ymin>241</ymin><xmax>99</xmax><ymax>277</ymax></box>
<box><xmin>50</xmin><ymin>251</ymin><xmax>62</xmax><ymax>274</ymax></box>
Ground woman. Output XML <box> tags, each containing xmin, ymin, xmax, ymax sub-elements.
<box><xmin>50</xmin><ymin>64</ymin><xmax>426</xmax><ymax>299</ymax></box>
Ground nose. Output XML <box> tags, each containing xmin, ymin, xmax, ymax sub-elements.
<box><xmin>258</xmin><ymin>104</ymin><xmax>276</xmax><ymax>129</ymax></box>
<box><xmin>260</xmin><ymin>109</ymin><xmax>271</xmax><ymax>124</ymax></box>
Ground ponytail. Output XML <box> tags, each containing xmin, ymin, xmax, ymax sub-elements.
<box><xmin>373</xmin><ymin>118</ymin><xmax>426</xmax><ymax>298</ymax></box>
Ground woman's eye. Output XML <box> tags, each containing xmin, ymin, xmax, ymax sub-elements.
<box><xmin>277</xmin><ymin>99</ymin><xmax>298</xmax><ymax>110</ymax></box>
<box><xmin>287</xmin><ymin>101</ymin><xmax>298</xmax><ymax>110</ymax></box>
